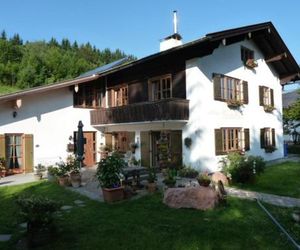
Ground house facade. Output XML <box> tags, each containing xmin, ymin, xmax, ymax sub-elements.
<box><xmin>0</xmin><ymin>22</ymin><xmax>299</xmax><ymax>173</ymax></box>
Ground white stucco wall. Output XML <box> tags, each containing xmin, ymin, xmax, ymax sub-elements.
<box><xmin>183</xmin><ymin>40</ymin><xmax>284</xmax><ymax>171</ymax></box>
<box><xmin>0</xmin><ymin>88</ymin><xmax>102</xmax><ymax>166</ymax></box>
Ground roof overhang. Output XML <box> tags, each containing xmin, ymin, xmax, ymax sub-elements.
<box><xmin>0</xmin><ymin>74</ymin><xmax>100</xmax><ymax>104</ymax></box>
<box><xmin>0</xmin><ymin>22</ymin><xmax>298</xmax><ymax>103</ymax></box>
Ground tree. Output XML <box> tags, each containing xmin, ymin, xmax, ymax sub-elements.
<box><xmin>0</xmin><ymin>31</ymin><xmax>136</xmax><ymax>90</ymax></box>
<box><xmin>1</xmin><ymin>30</ymin><xmax>7</xmax><ymax>40</ymax></box>
<box><xmin>10</xmin><ymin>33</ymin><xmax>23</xmax><ymax>45</ymax></box>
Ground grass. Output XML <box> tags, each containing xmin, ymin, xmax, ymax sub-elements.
<box><xmin>0</xmin><ymin>181</ymin><xmax>298</xmax><ymax>250</ymax></box>
<box><xmin>234</xmin><ymin>161</ymin><xmax>300</xmax><ymax>198</ymax></box>
<box><xmin>0</xmin><ymin>84</ymin><xmax>21</xmax><ymax>95</ymax></box>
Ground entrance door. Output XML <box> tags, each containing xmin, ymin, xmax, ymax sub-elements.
<box><xmin>151</xmin><ymin>132</ymin><xmax>161</xmax><ymax>167</ymax></box>
<box><xmin>84</xmin><ymin>132</ymin><xmax>96</xmax><ymax>166</ymax></box>
<box><xmin>74</xmin><ymin>131</ymin><xmax>96</xmax><ymax>167</ymax></box>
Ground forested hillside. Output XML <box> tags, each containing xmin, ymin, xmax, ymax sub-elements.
<box><xmin>0</xmin><ymin>30</ymin><xmax>135</xmax><ymax>93</ymax></box>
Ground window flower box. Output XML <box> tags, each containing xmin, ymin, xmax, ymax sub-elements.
<box><xmin>263</xmin><ymin>105</ymin><xmax>275</xmax><ymax>112</ymax></box>
<box><xmin>245</xmin><ymin>59</ymin><xmax>258</xmax><ymax>68</ymax></box>
<box><xmin>264</xmin><ymin>145</ymin><xmax>276</xmax><ymax>153</ymax></box>
<box><xmin>227</xmin><ymin>99</ymin><xmax>243</xmax><ymax>108</ymax></box>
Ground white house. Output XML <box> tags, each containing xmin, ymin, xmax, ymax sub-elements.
<box><xmin>0</xmin><ymin>22</ymin><xmax>299</xmax><ymax>173</ymax></box>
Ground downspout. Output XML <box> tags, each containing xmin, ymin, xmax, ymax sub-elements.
<box><xmin>256</xmin><ymin>199</ymin><xmax>300</xmax><ymax>249</ymax></box>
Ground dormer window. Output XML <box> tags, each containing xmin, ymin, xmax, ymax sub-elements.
<box><xmin>241</xmin><ymin>46</ymin><xmax>257</xmax><ymax>68</ymax></box>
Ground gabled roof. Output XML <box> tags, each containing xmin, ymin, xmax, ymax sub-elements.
<box><xmin>0</xmin><ymin>21</ymin><xmax>299</xmax><ymax>104</ymax></box>
<box><xmin>77</xmin><ymin>57</ymin><xmax>131</xmax><ymax>79</ymax></box>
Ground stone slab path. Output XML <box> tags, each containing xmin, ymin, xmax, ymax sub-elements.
<box><xmin>226</xmin><ymin>187</ymin><xmax>300</xmax><ymax>208</ymax></box>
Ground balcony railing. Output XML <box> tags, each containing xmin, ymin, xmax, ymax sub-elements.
<box><xmin>90</xmin><ymin>98</ymin><xmax>189</xmax><ymax>125</ymax></box>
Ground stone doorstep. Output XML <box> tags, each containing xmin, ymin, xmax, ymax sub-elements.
<box><xmin>0</xmin><ymin>234</ymin><xmax>12</xmax><ymax>242</ymax></box>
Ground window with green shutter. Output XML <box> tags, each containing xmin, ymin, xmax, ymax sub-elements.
<box><xmin>259</xmin><ymin>86</ymin><xmax>275</xmax><ymax>111</ymax></box>
<box><xmin>213</xmin><ymin>73</ymin><xmax>248</xmax><ymax>106</ymax></box>
<box><xmin>215</xmin><ymin>128</ymin><xmax>250</xmax><ymax>155</ymax></box>
<box><xmin>260</xmin><ymin>128</ymin><xmax>276</xmax><ymax>152</ymax></box>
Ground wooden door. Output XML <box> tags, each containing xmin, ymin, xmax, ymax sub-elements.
<box><xmin>83</xmin><ymin>132</ymin><xmax>96</xmax><ymax>167</ymax></box>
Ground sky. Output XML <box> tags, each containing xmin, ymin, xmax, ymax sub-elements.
<box><xmin>1</xmin><ymin>0</ymin><xmax>300</xmax><ymax>90</ymax></box>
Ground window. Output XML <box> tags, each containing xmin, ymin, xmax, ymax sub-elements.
<box><xmin>74</xmin><ymin>84</ymin><xmax>103</xmax><ymax>108</ymax></box>
<box><xmin>108</xmin><ymin>85</ymin><xmax>128</xmax><ymax>107</ymax></box>
<box><xmin>260</xmin><ymin>128</ymin><xmax>276</xmax><ymax>149</ymax></box>
<box><xmin>149</xmin><ymin>75</ymin><xmax>172</xmax><ymax>101</ymax></box>
<box><xmin>241</xmin><ymin>46</ymin><xmax>254</xmax><ymax>63</ymax></box>
<box><xmin>259</xmin><ymin>86</ymin><xmax>274</xmax><ymax>110</ymax></box>
<box><xmin>5</xmin><ymin>134</ymin><xmax>23</xmax><ymax>170</ymax></box>
<box><xmin>213</xmin><ymin>74</ymin><xmax>248</xmax><ymax>105</ymax></box>
<box><xmin>215</xmin><ymin>128</ymin><xmax>250</xmax><ymax>155</ymax></box>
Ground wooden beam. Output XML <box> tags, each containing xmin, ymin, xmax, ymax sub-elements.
<box><xmin>280</xmin><ymin>73</ymin><xmax>300</xmax><ymax>84</ymax></box>
<box><xmin>265</xmin><ymin>53</ymin><xmax>287</xmax><ymax>63</ymax></box>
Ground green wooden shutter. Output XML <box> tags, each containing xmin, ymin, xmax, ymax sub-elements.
<box><xmin>215</xmin><ymin>129</ymin><xmax>223</xmax><ymax>155</ymax></box>
<box><xmin>243</xmin><ymin>81</ymin><xmax>248</xmax><ymax>104</ymax></box>
<box><xmin>270</xmin><ymin>88</ymin><xmax>274</xmax><ymax>107</ymax></box>
<box><xmin>213</xmin><ymin>73</ymin><xmax>222</xmax><ymax>100</ymax></box>
<box><xmin>23</xmin><ymin>134</ymin><xmax>34</xmax><ymax>173</ymax></box>
<box><xmin>244</xmin><ymin>129</ymin><xmax>250</xmax><ymax>151</ymax></box>
<box><xmin>259</xmin><ymin>86</ymin><xmax>264</xmax><ymax>106</ymax></box>
<box><xmin>0</xmin><ymin>134</ymin><xmax>5</xmax><ymax>159</ymax></box>
<box><xmin>260</xmin><ymin>128</ymin><xmax>265</xmax><ymax>148</ymax></box>
<box><xmin>140</xmin><ymin>131</ymin><xmax>150</xmax><ymax>167</ymax></box>
<box><xmin>272</xmin><ymin>128</ymin><xmax>276</xmax><ymax>147</ymax></box>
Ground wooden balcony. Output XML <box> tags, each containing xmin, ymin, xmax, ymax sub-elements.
<box><xmin>90</xmin><ymin>98</ymin><xmax>189</xmax><ymax>125</ymax></box>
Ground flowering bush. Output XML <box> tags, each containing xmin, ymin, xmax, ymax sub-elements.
<box><xmin>221</xmin><ymin>152</ymin><xmax>265</xmax><ymax>184</ymax></box>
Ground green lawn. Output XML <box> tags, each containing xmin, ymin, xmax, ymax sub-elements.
<box><xmin>234</xmin><ymin>161</ymin><xmax>300</xmax><ymax>198</ymax></box>
<box><xmin>0</xmin><ymin>181</ymin><xmax>297</xmax><ymax>250</ymax></box>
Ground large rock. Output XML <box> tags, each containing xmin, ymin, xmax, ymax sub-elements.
<box><xmin>211</xmin><ymin>172</ymin><xmax>229</xmax><ymax>186</ymax></box>
<box><xmin>163</xmin><ymin>187</ymin><xmax>219</xmax><ymax>210</ymax></box>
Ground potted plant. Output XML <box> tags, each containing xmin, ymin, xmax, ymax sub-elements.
<box><xmin>264</xmin><ymin>145</ymin><xmax>276</xmax><ymax>153</ymax></box>
<box><xmin>56</xmin><ymin>159</ymin><xmax>71</xmax><ymax>186</ymax></box>
<box><xmin>129</xmin><ymin>142</ymin><xmax>138</xmax><ymax>153</ymax></box>
<box><xmin>263</xmin><ymin>105</ymin><xmax>275</xmax><ymax>112</ymax></box>
<box><xmin>163</xmin><ymin>168</ymin><xmax>176</xmax><ymax>188</ymax></box>
<box><xmin>69</xmin><ymin>158</ymin><xmax>82</xmax><ymax>188</ymax></box>
<box><xmin>147</xmin><ymin>167</ymin><xmax>157</xmax><ymax>193</ymax></box>
<box><xmin>47</xmin><ymin>166</ymin><xmax>59</xmax><ymax>182</ymax></box>
<box><xmin>96</xmin><ymin>153</ymin><xmax>125</xmax><ymax>203</ymax></box>
<box><xmin>245</xmin><ymin>58</ymin><xmax>258</xmax><ymax>68</ymax></box>
<box><xmin>0</xmin><ymin>157</ymin><xmax>6</xmax><ymax>178</ymax></box>
<box><xmin>197</xmin><ymin>172</ymin><xmax>211</xmax><ymax>187</ymax></box>
<box><xmin>227</xmin><ymin>99</ymin><xmax>243</xmax><ymax>108</ymax></box>
<box><xmin>34</xmin><ymin>164</ymin><xmax>46</xmax><ymax>180</ymax></box>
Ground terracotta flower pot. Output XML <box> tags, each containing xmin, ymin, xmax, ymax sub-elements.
<box><xmin>70</xmin><ymin>172</ymin><xmax>81</xmax><ymax>188</ymax></box>
<box><xmin>102</xmin><ymin>187</ymin><xmax>124</xmax><ymax>203</ymax></box>
<box><xmin>0</xmin><ymin>170</ymin><xmax>6</xmax><ymax>178</ymax></box>
<box><xmin>147</xmin><ymin>182</ymin><xmax>157</xmax><ymax>193</ymax></box>
<box><xmin>58</xmin><ymin>176</ymin><xmax>70</xmax><ymax>186</ymax></box>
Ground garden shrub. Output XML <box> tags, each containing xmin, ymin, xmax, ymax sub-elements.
<box><xmin>16</xmin><ymin>196</ymin><xmax>60</xmax><ymax>228</ymax></box>
<box><xmin>178</xmin><ymin>165</ymin><xmax>199</xmax><ymax>178</ymax></box>
<box><xmin>221</xmin><ymin>152</ymin><xmax>265</xmax><ymax>184</ymax></box>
